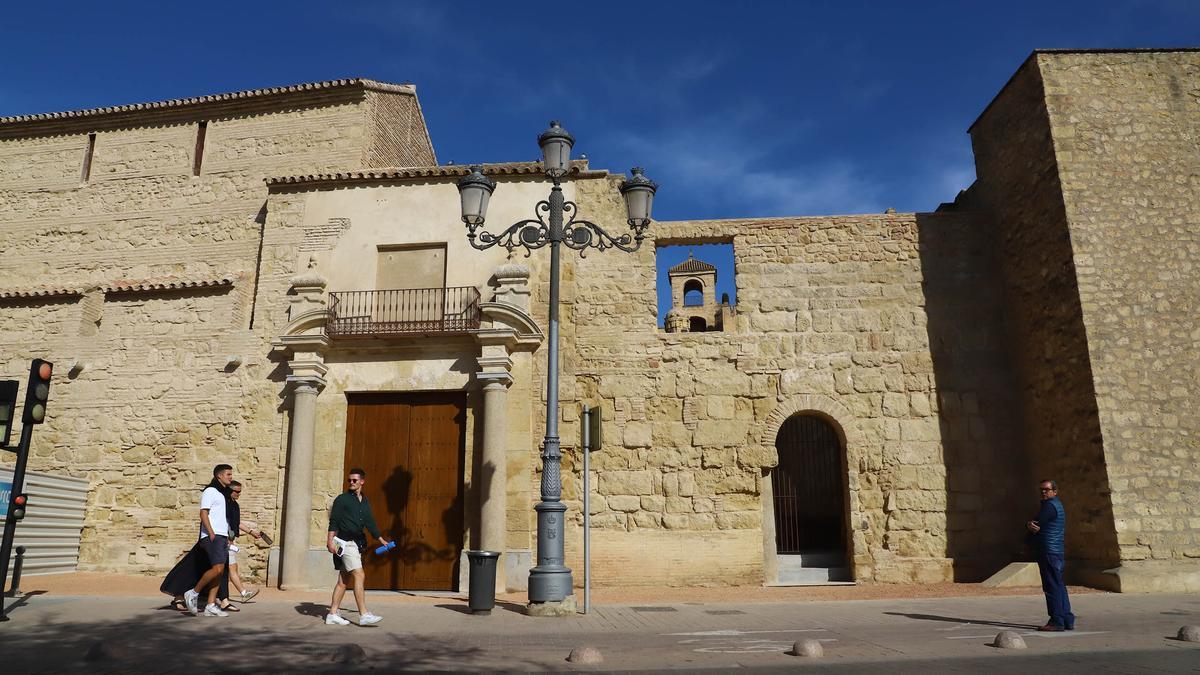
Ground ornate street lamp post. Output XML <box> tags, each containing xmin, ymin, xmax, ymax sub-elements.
<box><xmin>457</xmin><ymin>121</ymin><xmax>657</xmax><ymax>605</ymax></box>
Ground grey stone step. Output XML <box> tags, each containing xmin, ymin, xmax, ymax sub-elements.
<box><xmin>772</xmin><ymin>552</ymin><xmax>853</xmax><ymax>586</ymax></box>
<box><xmin>778</xmin><ymin>550</ymin><xmax>845</xmax><ymax>568</ymax></box>
<box><xmin>773</xmin><ymin>565</ymin><xmax>853</xmax><ymax>585</ymax></box>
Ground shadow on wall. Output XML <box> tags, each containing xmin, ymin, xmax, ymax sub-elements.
<box><xmin>916</xmin><ymin>212</ymin><xmax>1031</xmax><ymax>582</ymax></box>
<box><xmin>916</xmin><ymin>211</ymin><xmax>1120</xmax><ymax>582</ymax></box>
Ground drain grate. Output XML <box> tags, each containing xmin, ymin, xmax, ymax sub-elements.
<box><xmin>705</xmin><ymin>609</ymin><xmax>745</xmax><ymax>615</ymax></box>
<box><xmin>632</xmin><ymin>606</ymin><xmax>678</xmax><ymax>613</ymax></box>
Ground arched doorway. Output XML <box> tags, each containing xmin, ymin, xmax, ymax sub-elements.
<box><xmin>688</xmin><ymin>316</ymin><xmax>707</xmax><ymax>332</ymax></box>
<box><xmin>770</xmin><ymin>413</ymin><xmax>849</xmax><ymax>581</ymax></box>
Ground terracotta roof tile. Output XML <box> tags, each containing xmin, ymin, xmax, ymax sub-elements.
<box><xmin>103</xmin><ymin>276</ymin><xmax>238</xmax><ymax>293</ymax></box>
<box><xmin>0</xmin><ymin>78</ymin><xmax>415</xmax><ymax>125</ymax></box>
<box><xmin>0</xmin><ymin>287</ymin><xmax>82</xmax><ymax>299</ymax></box>
<box><xmin>669</xmin><ymin>257</ymin><xmax>717</xmax><ymax>274</ymax></box>
<box><xmin>266</xmin><ymin>160</ymin><xmax>605</xmax><ymax>188</ymax></box>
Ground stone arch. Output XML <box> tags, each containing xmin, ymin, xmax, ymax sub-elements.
<box><xmin>279</xmin><ymin>308</ymin><xmax>330</xmax><ymax>338</ymax></box>
<box><xmin>757</xmin><ymin>394</ymin><xmax>859</xmax><ymax>463</ymax></box>
<box><xmin>757</xmin><ymin>394</ymin><xmax>859</xmax><ymax>584</ymax></box>
<box><xmin>682</xmin><ymin>278</ymin><xmax>704</xmax><ymax>306</ymax></box>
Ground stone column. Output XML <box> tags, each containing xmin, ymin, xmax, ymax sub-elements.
<box><xmin>478</xmin><ymin>371</ymin><xmax>513</xmax><ymax>591</ymax></box>
<box><xmin>280</xmin><ymin>375</ymin><xmax>325</xmax><ymax>590</ymax></box>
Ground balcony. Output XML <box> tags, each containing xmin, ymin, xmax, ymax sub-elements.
<box><xmin>326</xmin><ymin>287</ymin><xmax>482</xmax><ymax>338</ymax></box>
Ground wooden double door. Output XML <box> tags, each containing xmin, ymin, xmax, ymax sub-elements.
<box><xmin>343</xmin><ymin>392</ymin><xmax>466</xmax><ymax>590</ymax></box>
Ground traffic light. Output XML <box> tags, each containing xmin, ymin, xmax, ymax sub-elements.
<box><xmin>21</xmin><ymin>359</ymin><xmax>52</xmax><ymax>425</ymax></box>
<box><xmin>0</xmin><ymin>380</ymin><xmax>17</xmax><ymax>447</ymax></box>
<box><xmin>9</xmin><ymin>494</ymin><xmax>27</xmax><ymax>521</ymax></box>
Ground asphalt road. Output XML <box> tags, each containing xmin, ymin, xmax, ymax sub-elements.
<box><xmin>1</xmin><ymin>589</ymin><xmax>1197</xmax><ymax>672</ymax></box>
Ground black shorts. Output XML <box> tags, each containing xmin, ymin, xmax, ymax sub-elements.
<box><xmin>200</xmin><ymin>535</ymin><xmax>229</xmax><ymax>567</ymax></box>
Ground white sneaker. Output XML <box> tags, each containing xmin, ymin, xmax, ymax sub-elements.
<box><xmin>359</xmin><ymin>612</ymin><xmax>382</xmax><ymax>626</ymax></box>
<box><xmin>204</xmin><ymin>603</ymin><xmax>228</xmax><ymax>617</ymax></box>
<box><xmin>239</xmin><ymin>588</ymin><xmax>259</xmax><ymax>602</ymax></box>
<box><xmin>325</xmin><ymin>613</ymin><xmax>351</xmax><ymax>625</ymax></box>
<box><xmin>183</xmin><ymin>589</ymin><xmax>199</xmax><ymax>615</ymax></box>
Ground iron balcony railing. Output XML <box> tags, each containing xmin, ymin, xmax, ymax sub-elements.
<box><xmin>326</xmin><ymin>286</ymin><xmax>482</xmax><ymax>337</ymax></box>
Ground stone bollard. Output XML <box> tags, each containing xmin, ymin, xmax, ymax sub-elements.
<box><xmin>566</xmin><ymin>645</ymin><xmax>603</xmax><ymax>665</ymax></box>
<box><xmin>1177</xmin><ymin>625</ymin><xmax>1200</xmax><ymax>643</ymax></box>
<box><xmin>992</xmin><ymin>630</ymin><xmax>1027</xmax><ymax>649</ymax></box>
<box><xmin>790</xmin><ymin>638</ymin><xmax>824</xmax><ymax>657</ymax></box>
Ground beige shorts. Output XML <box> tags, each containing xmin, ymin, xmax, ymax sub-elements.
<box><xmin>227</xmin><ymin>543</ymin><xmax>240</xmax><ymax>565</ymax></box>
<box><xmin>333</xmin><ymin>538</ymin><xmax>363</xmax><ymax>572</ymax></box>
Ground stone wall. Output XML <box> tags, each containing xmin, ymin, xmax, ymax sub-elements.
<box><xmin>544</xmin><ymin>174</ymin><xmax>1023</xmax><ymax>584</ymax></box>
<box><xmin>968</xmin><ymin>54</ymin><xmax>1121</xmax><ymax>574</ymax></box>
<box><xmin>0</xmin><ymin>82</ymin><xmax>433</xmax><ymax>578</ymax></box>
<box><xmin>1039</xmin><ymin>51</ymin><xmax>1200</xmax><ymax>589</ymax></box>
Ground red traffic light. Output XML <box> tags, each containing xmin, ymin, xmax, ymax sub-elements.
<box><xmin>22</xmin><ymin>358</ymin><xmax>53</xmax><ymax>425</ymax></box>
<box><xmin>12</xmin><ymin>494</ymin><xmax>26</xmax><ymax>506</ymax></box>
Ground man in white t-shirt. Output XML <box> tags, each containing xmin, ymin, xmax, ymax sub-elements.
<box><xmin>183</xmin><ymin>464</ymin><xmax>234</xmax><ymax>617</ymax></box>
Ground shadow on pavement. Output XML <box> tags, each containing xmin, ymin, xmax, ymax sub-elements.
<box><xmin>884</xmin><ymin>611</ymin><xmax>1039</xmax><ymax>630</ymax></box>
<box><xmin>434</xmin><ymin>598</ymin><xmax>527</xmax><ymax>617</ymax></box>
<box><xmin>295</xmin><ymin>601</ymin><xmax>329</xmax><ymax>618</ymax></box>
<box><xmin>2</xmin><ymin>589</ymin><xmax>46</xmax><ymax>615</ymax></box>
<box><xmin>0</xmin><ymin>611</ymin><xmax>522</xmax><ymax>673</ymax></box>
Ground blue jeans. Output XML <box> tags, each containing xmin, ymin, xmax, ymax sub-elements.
<box><xmin>1036</xmin><ymin>552</ymin><xmax>1074</xmax><ymax>628</ymax></box>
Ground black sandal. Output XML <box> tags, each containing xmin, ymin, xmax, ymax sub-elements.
<box><xmin>219</xmin><ymin>601</ymin><xmax>241</xmax><ymax>612</ymax></box>
<box><xmin>170</xmin><ymin>598</ymin><xmax>187</xmax><ymax>611</ymax></box>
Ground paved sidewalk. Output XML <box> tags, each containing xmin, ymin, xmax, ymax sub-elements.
<box><xmin>1</xmin><ymin>584</ymin><xmax>1198</xmax><ymax>672</ymax></box>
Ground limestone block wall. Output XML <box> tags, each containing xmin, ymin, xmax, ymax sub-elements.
<box><xmin>540</xmin><ymin>174</ymin><xmax>1022</xmax><ymax>584</ymax></box>
<box><xmin>1039</xmin><ymin>51</ymin><xmax>1200</xmax><ymax>573</ymax></box>
<box><xmin>968</xmin><ymin>54</ymin><xmax>1121</xmax><ymax>572</ymax></box>
<box><xmin>0</xmin><ymin>83</ymin><xmax>432</xmax><ymax>577</ymax></box>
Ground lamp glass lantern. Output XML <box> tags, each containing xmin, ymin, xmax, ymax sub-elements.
<box><xmin>537</xmin><ymin>121</ymin><xmax>575</xmax><ymax>179</ymax></box>
<box><xmin>457</xmin><ymin>166</ymin><xmax>496</xmax><ymax>226</ymax></box>
<box><xmin>620</xmin><ymin>166</ymin><xmax>658</xmax><ymax>229</ymax></box>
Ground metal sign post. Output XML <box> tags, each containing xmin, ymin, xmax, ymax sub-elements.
<box><xmin>581</xmin><ymin>404</ymin><xmax>591</xmax><ymax>615</ymax></box>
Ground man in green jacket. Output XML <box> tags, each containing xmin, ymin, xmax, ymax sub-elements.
<box><xmin>325</xmin><ymin>467</ymin><xmax>390</xmax><ymax>626</ymax></box>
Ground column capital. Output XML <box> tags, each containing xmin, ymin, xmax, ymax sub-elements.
<box><xmin>477</xmin><ymin>371</ymin><xmax>514</xmax><ymax>390</ymax></box>
<box><xmin>286</xmin><ymin>374</ymin><xmax>327</xmax><ymax>395</ymax></box>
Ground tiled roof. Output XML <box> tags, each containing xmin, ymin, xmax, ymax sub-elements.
<box><xmin>0</xmin><ymin>287</ymin><xmax>82</xmax><ymax>299</ymax></box>
<box><xmin>0</xmin><ymin>78</ymin><xmax>414</xmax><ymax>125</ymax></box>
<box><xmin>266</xmin><ymin>160</ymin><xmax>604</xmax><ymax>187</ymax></box>
<box><xmin>669</xmin><ymin>257</ymin><xmax>717</xmax><ymax>274</ymax></box>
<box><xmin>103</xmin><ymin>276</ymin><xmax>238</xmax><ymax>293</ymax></box>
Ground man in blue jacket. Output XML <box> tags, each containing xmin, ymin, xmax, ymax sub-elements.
<box><xmin>1026</xmin><ymin>479</ymin><xmax>1075</xmax><ymax>631</ymax></box>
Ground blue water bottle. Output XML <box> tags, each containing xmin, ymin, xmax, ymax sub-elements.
<box><xmin>374</xmin><ymin>540</ymin><xmax>396</xmax><ymax>555</ymax></box>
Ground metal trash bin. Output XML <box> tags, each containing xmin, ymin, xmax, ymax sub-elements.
<box><xmin>466</xmin><ymin>550</ymin><xmax>500</xmax><ymax>614</ymax></box>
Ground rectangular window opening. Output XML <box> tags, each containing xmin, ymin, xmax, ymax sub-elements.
<box><xmin>81</xmin><ymin>133</ymin><xmax>96</xmax><ymax>183</ymax></box>
<box><xmin>192</xmin><ymin>121</ymin><xmax>208</xmax><ymax>176</ymax></box>
<box><xmin>654</xmin><ymin>240</ymin><xmax>738</xmax><ymax>333</ymax></box>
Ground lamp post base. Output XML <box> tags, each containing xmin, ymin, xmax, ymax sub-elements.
<box><xmin>529</xmin><ymin>499</ymin><xmax>573</xmax><ymax>603</ymax></box>
<box><xmin>526</xmin><ymin>594</ymin><xmax>578</xmax><ymax>617</ymax></box>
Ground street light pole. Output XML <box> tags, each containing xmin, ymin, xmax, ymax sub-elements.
<box><xmin>457</xmin><ymin>122</ymin><xmax>657</xmax><ymax>606</ymax></box>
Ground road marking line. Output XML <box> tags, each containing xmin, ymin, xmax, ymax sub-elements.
<box><xmin>946</xmin><ymin>630</ymin><xmax>1109</xmax><ymax>640</ymax></box>
<box><xmin>664</xmin><ymin>628</ymin><xmax>827</xmax><ymax>636</ymax></box>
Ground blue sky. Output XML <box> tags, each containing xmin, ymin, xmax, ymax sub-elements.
<box><xmin>2</xmin><ymin>1</ymin><xmax>1196</xmax><ymax>221</ymax></box>
<box><xmin>1</xmin><ymin>2</ymin><xmax>1195</xmax><ymax>320</ymax></box>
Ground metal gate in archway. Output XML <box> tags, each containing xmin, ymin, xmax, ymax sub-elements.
<box><xmin>771</xmin><ymin>414</ymin><xmax>846</xmax><ymax>554</ymax></box>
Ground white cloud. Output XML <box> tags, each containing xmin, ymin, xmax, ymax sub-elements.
<box><xmin>604</xmin><ymin>112</ymin><xmax>883</xmax><ymax>218</ymax></box>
